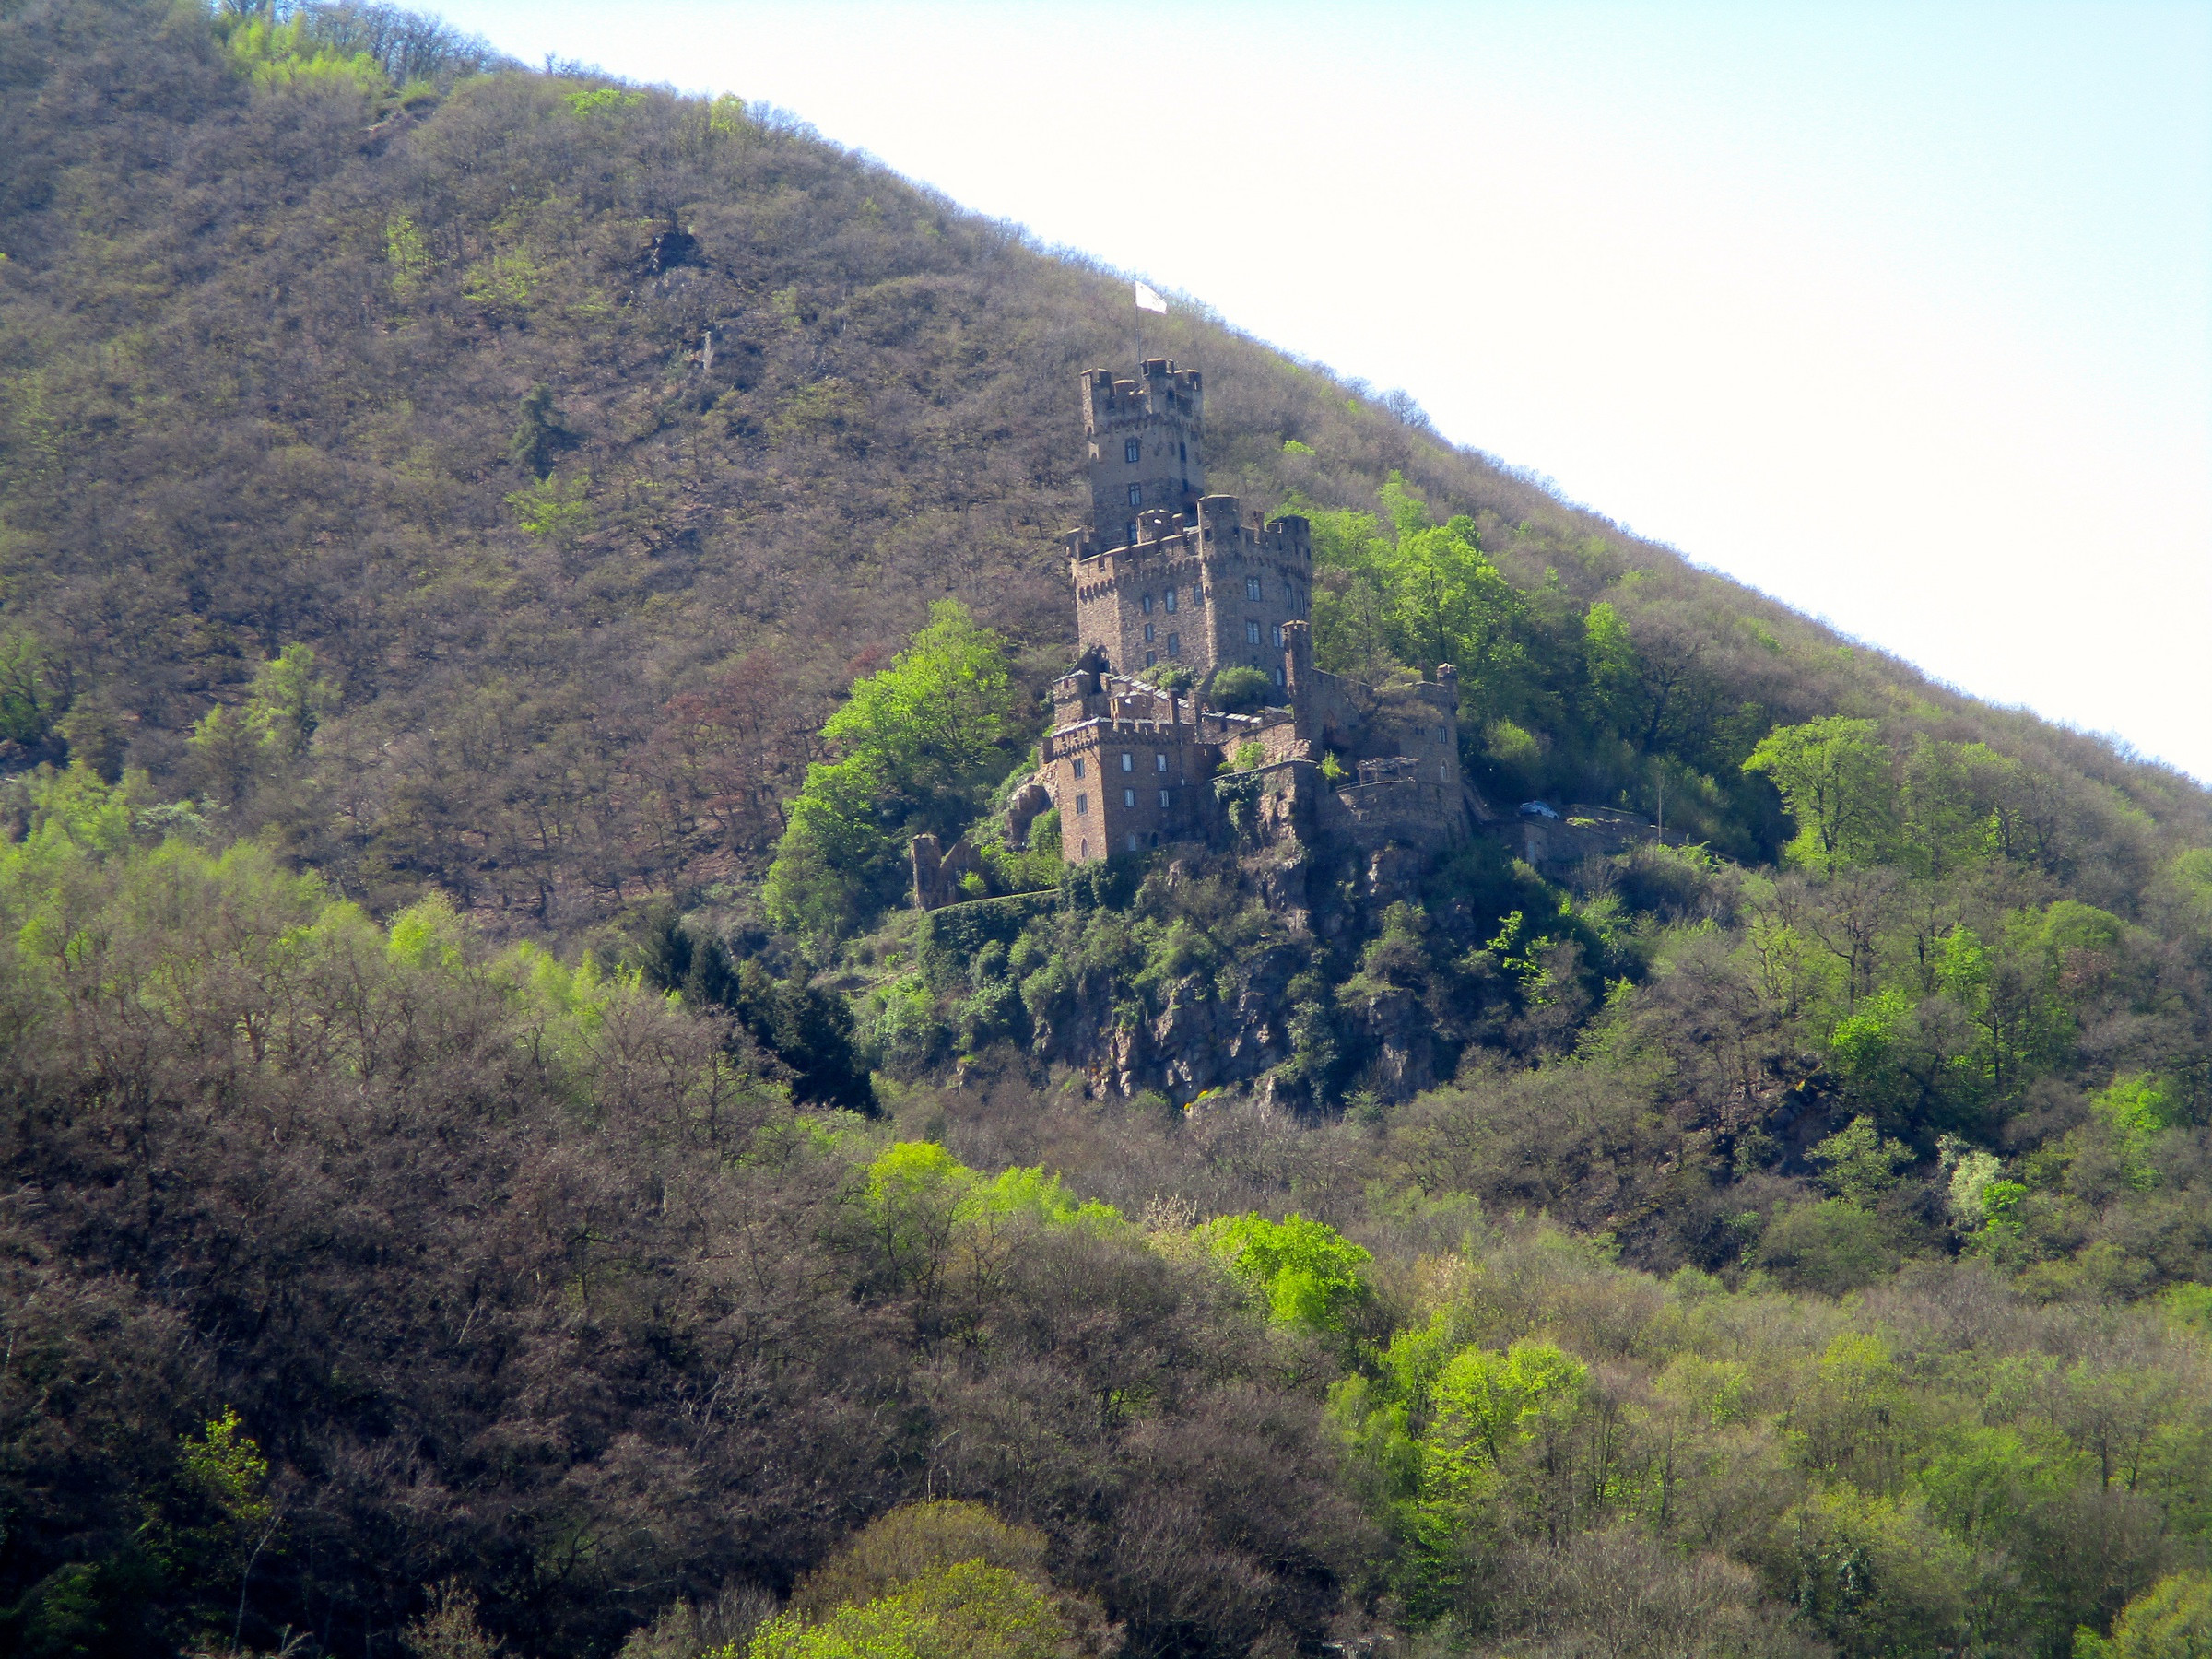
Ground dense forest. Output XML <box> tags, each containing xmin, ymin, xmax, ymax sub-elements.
<box><xmin>3</xmin><ymin>4</ymin><xmax>2211</xmax><ymax>1658</ymax></box>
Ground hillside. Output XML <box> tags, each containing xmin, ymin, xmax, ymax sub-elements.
<box><xmin>3</xmin><ymin>6</ymin><xmax>2212</xmax><ymax>1659</ymax></box>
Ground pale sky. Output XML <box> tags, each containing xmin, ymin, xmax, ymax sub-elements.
<box><xmin>433</xmin><ymin>0</ymin><xmax>2212</xmax><ymax>782</ymax></box>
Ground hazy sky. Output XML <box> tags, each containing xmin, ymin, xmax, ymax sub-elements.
<box><xmin>434</xmin><ymin>0</ymin><xmax>2212</xmax><ymax>781</ymax></box>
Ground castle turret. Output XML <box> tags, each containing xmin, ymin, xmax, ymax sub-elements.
<box><xmin>1083</xmin><ymin>359</ymin><xmax>1205</xmax><ymax>545</ymax></box>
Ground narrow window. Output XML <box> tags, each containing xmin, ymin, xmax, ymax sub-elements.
<box><xmin>1121</xmin><ymin>752</ymin><xmax>1134</xmax><ymax>771</ymax></box>
<box><xmin>1076</xmin><ymin>794</ymin><xmax>1088</xmax><ymax>817</ymax></box>
<box><xmin>1127</xmin><ymin>484</ymin><xmax>1143</xmax><ymax>508</ymax></box>
<box><xmin>1166</xmin><ymin>633</ymin><xmax>1180</xmax><ymax>656</ymax></box>
<box><xmin>1245</xmin><ymin>576</ymin><xmax>1262</xmax><ymax>601</ymax></box>
<box><xmin>1126</xmin><ymin>832</ymin><xmax>1140</xmax><ymax>852</ymax></box>
<box><xmin>1072</xmin><ymin>758</ymin><xmax>1085</xmax><ymax>778</ymax></box>
<box><xmin>1125</xmin><ymin>438</ymin><xmax>1141</xmax><ymax>464</ymax></box>
<box><xmin>1274</xmin><ymin>666</ymin><xmax>1286</xmax><ymax>687</ymax></box>
<box><xmin>1079</xmin><ymin>839</ymin><xmax>1088</xmax><ymax>857</ymax></box>
<box><xmin>1245</xmin><ymin>620</ymin><xmax>1262</xmax><ymax>644</ymax></box>
<box><xmin>1178</xmin><ymin>441</ymin><xmax>1186</xmax><ymax>464</ymax></box>
<box><xmin>1124</xmin><ymin>787</ymin><xmax>1136</xmax><ymax>807</ymax></box>
<box><xmin>1145</xmin><ymin>650</ymin><xmax>1156</xmax><ymax>667</ymax></box>
<box><xmin>1155</xmin><ymin>754</ymin><xmax>1168</xmax><ymax>772</ymax></box>
<box><xmin>1141</xmin><ymin>592</ymin><xmax>1153</xmax><ymax>615</ymax></box>
<box><xmin>1274</xmin><ymin>624</ymin><xmax>1285</xmax><ymax>647</ymax></box>
<box><xmin>1125</xmin><ymin>520</ymin><xmax>1137</xmax><ymax>546</ymax></box>
<box><xmin>1159</xmin><ymin>788</ymin><xmax>1171</xmax><ymax>808</ymax></box>
<box><xmin>1163</xmin><ymin>589</ymin><xmax>1176</xmax><ymax>613</ymax></box>
<box><xmin>1193</xmin><ymin>585</ymin><xmax>1205</xmax><ymax>606</ymax></box>
<box><xmin>1144</xmin><ymin>622</ymin><xmax>1155</xmax><ymax>643</ymax></box>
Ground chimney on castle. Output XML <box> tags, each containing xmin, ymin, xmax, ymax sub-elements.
<box><xmin>1080</xmin><ymin>359</ymin><xmax>1205</xmax><ymax>546</ymax></box>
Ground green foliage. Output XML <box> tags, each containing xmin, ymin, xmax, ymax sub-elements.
<box><xmin>215</xmin><ymin>7</ymin><xmax>387</xmax><ymax>93</ymax></box>
<box><xmin>641</xmin><ymin>912</ymin><xmax>877</xmax><ymax>1111</ymax></box>
<box><xmin>185</xmin><ymin>643</ymin><xmax>335</xmax><ymax>805</ymax></box>
<box><xmin>1207</xmin><ymin>665</ymin><xmax>1275</xmax><ymax>713</ymax></box>
<box><xmin>1809</xmin><ymin>1115</ymin><xmax>1915</xmax><ymax>1206</ymax></box>
<box><xmin>0</xmin><ymin>629</ymin><xmax>62</xmax><ymax>748</ymax></box>
<box><xmin>766</xmin><ymin>602</ymin><xmax>1026</xmax><ymax>947</ymax></box>
<box><xmin>748</xmin><ymin>1560</ymin><xmax>1070</xmax><ymax>1659</ymax></box>
<box><xmin>505</xmin><ymin>469</ymin><xmax>594</xmax><ymax>541</ymax></box>
<box><xmin>1752</xmin><ymin>1199</ymin><xmax>1900</xmax><ymax>1294</ymax></box>
<box><xmin>507</xmin><ymin>382</ymin><xmax>576</xmax><ymax>477</ymax></box>
<box><xmin>1200</xmin><ymin>1211</ymin><xmax>1371</xmax><ymax>1332</ymax></box>
<box><xmin>1744</xmin><ymin>716</ymin><xmax>1895</xmax><ymax>868</ymax></box>
<box><xmin>2076</xmin><ymin>1571</ymin><xmax>2212</xmax><ymax>1658</ymax></box>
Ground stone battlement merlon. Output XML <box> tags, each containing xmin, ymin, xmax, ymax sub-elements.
<box><xmin>1081</xmin><ymin>359</ymin><xmax>1204</xmax><ymax>432</ymax></box>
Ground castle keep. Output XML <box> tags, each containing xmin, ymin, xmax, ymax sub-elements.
<box><xmin>917</xmin><ymin>359</ymin><xmax>1478</xmax><ymax>907</ymax></box>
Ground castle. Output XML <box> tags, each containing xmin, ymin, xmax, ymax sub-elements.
<box><xmin>914</xmin><ymin>359</ymin><xmax>1477</xmax><ymax>908</ymax></box>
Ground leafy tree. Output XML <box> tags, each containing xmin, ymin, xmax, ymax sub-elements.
<box><xmin>0</xmin><ymin>630</ymin><xmax>62</xmax><ymax>749</ymax></box>
<box><xmin>1743</xmin><ymin>717</ymin><xmax>1896</xmax><ymax>868</ymax></box>
<box><xmin>766</xmin><ymin>602</ymin><xmax>1023</xmax><ymax>947</ymax></box>
<box><xmin>1206</xmin><ymin>664</ymin><xmax>1275</xmax><ymax>713</ymax></box>
<box><xmin>747</xmin><ymin>1560</ymin><xmax>1074</xmax><ymax>1659</ymax></box>
<box><xmin>1200</xmin><ymin>1211</ymin><xmax>1371</xmax><ymax>1333</ymax></box>
<box><xmin>507</xmin><ymin>382</ymin><xmax>577</xmax><ymax>478</ymax></box>
<box><xmin>2076</xmin><ymin>1571</ymin><xmax>2212</xmax><ymax>1658</ymax></box>
<box><xmin>1809</xmin><ymin>1115</ymin><xmax>1915</xmax><ymax>1206</ymax></box>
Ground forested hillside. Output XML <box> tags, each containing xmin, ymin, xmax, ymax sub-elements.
<box><xmin>4</xmin><ymin>5</ymin><xmax>2212</xmax><ymax>1659</ymax></box>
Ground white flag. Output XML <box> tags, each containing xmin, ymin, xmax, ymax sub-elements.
<box><xmin>1134</xmin><ymin>281</ymin><xmax>1168</xmax><ymax>313</ymax></box>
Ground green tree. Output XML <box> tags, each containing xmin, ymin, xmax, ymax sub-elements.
<box><xmin>765</xmin><ymin>602</ymin><xmax>1022</xmax><ymax>947</ymax></box>
<box><xmin>507</xmin><ymin>382</ymin><xmax>576</xmax><ymax>477</ymax></box>
<box><xmin>1809</xmin><ymin>1115</ymin><xmax>1915</xmax><ymax>1207</ymax></box>
<box><xmin>0</xmin><ymin>629</ymin><xmax>61</xmax><ymax>747</ymax></box>
<box><xmin>186</xmin><ymin>644</ymin><xmax>335</xmax><ymax>803</ymax></box>
<box><xmin>2076</xmin><ymin>1571</ymin><xmax>2212</xmax><ymax>1658</ymax></box>
<box><xmin>747</xmin><ymin>1559</ymin><xmax>1073</xmax><ymax>1659</ymax></box>
<box><xmin>1200</xmin><ymin>1211</ymin><xmax>1371</xmax><ymax>1333</ymax></box>
<box><xmin>1743</xmin><ymin>717</ymin><xmax>1896</xmax><ymax>868</ymax></box>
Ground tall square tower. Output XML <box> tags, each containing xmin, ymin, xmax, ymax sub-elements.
<box><xmin>1083</xmin><ymin>359</ymin><xmax>1205</xmax><ymax>546</ymax></box>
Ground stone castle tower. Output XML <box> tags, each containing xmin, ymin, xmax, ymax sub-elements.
<box><xmin>1064</xmin><ymin>359</ymin><xmax>1313</xmax><ymax>684</ymax></box>
<box><xmin>918</xmin><ymin>358</ymin><xmax>1476</xmax><ymax>895</ymax></box>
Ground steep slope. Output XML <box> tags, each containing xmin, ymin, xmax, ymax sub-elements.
<box><xmin>5</xmin><ymin>9</ymin><xmax>2212</xmax><ymax>1659</ymax></box>
<box><xmin>1</xmin><ymin>0</ymin><xmax>2202</xmax><ymax>930</ymax></box>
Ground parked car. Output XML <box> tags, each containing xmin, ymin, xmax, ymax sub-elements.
<box><xmin>1517</xmin><ymin>800</ymin><xmax>1561</xmax><ymax>819</ymax></box>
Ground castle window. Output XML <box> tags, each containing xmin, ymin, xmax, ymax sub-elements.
<box><xmin>1145</xmin><ymin>650</ymin><xmax>1156</xmax><ymax>667</ymax></box>
<box><xmin>1080</xmin><ymin>839</ymin><xmax>1088</xmax><ymax>857</ymax></box>
<box><xmin>1125</xmin><ymin>438</ymin><xmax>1141</xmax><ymax>464</ymax></box>
<box><xmin>1245</xmin><ymin>620</ymin><xmax>1262</xmax><ymax>644</ymax></box>
<box><xmin>1159</xmin><ymin>788</ymin><xmax>1171</xmax><ymax>807</ymax></box>
<box><xmin>1166</xmin><ymin>633</ymin><xmax>1180</xmax><ymax>656</ymax></box>
<box><xmin>1125</xmin><ymin>521</ymin><xmax>1136</xmax><ymax>546</ymax></box>
<box><xmin>1127</xmin><ymin>832</ymin><xmax>1140</xmax><ymax>852</ymax></box>
<box><xmin>1163</xmin><ymin>589</ymin><xmax>1176</xmax><ymax>613</ymax></box>
<box><xmin>1274</xmin><ymin>667</ymin><xmax>1287</xmax><ymax>687</ymax></box>
<box><xmin>1072</xmin><ymin>758</ymin><xmax>1085</xmax><ymax>778</ymax></box>
<box><xmin>1274</xmin><ymin>624</ymin><xmax>1285</xmax><ymax>647</ymax></box>
<box><xmin>1141</xmin><ymin>593</ymin><xmax>1153</xmax><ymax>615</ymax></box>
<box><xmin>1245</xmin><ymin>576</ymin><xmax>1262</xmax><ymax>601</ymax></box>
<box><xmin>1076</xmin><ymin>794</ymin><xmax>1088</xmax><ymax>816</ymax></box>
<box><xmin>1155</xmin><ymin>753</ymin><xmax>1168</xmax><ymax>772</ymax></box>
<box><xmin>1143</xmin><ymin>622</ymin><xmax>1155</xmax><ymax>643</ymax></box>
<box><xmin>1192</xmin><ymin>585</ymin><xmax>1204</xmax><ymax>606</ymax></box>
<box><xmin>1179</xmin><ymin>441</ymin><xmax>1187</xmax><ymax>464</ymax></box>
<box><xmin>1124</xmin><ymin>787</ymin><xmax>1136</xmax><ymax>808</ymax></box>
<box><xmin>1121</xmin><ymin>752</ymin><xmax>1134</xmax><ymax>771</ymax></box>
<box><xmin>1127</xmin><ymin>484</ymin><xmax>1143</xmax><ymax>508</ymax></box>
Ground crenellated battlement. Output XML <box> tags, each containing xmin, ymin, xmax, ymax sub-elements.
<box><xmin>1010</xmin><ymin>360</ymin><xmax>1473</xmax><ymax>875</ymax></box>
<box><xmin>1081</xmin><ymin>358</ymin><xmax>1206</xmax><ymax>543</ymax></box>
